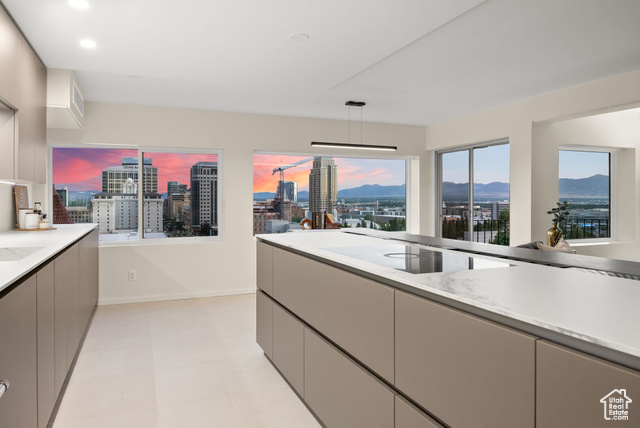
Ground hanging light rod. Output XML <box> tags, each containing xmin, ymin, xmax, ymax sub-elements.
<box><xmin>310</xmin><ymin>101</ymin><xmax>398</xmax><ymax>151</ymax></box>
<box><xmin>310</xmin><ymin>141</ymin><xmax>398</xmax><ymax>151</ymax></box>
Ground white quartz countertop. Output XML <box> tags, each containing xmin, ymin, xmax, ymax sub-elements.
<box><xmin>0</xmin><ymin>224</ymin><xmax>97</xmax><ymax>293</ymax></box>
<box><xmin>257</xmin><ymin>231</ymin><xmax>640</xmax><ymax>368</ymax></box>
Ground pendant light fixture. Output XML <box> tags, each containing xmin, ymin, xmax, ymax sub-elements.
<box><xmin>311</xmin><ymin>101</ymin><xmax>398</xmax><ymax>151</ymax></box>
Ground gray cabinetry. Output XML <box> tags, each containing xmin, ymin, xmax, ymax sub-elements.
<box><xmin>79</xmin><ymin>229</ymin><xmax>99</xmax><ymax>330</ymax></box>
<box><xmin>395</xmin><ymin>290</ymin><xmax>536</xmax><ymax>428</ymax></box>
<box><xmin>304</xmin><ymin>328</ymin><xmax>395</xmax><ymax>428</ymax></box>
<box><xmin>395</xmin><ymin>396</ymin><xmax>444</xmax><ymax>428</ymax></box>
<box><xmin>36</xmin><ymin>262</ymin><xmax>55</xmax><ymax>428</ymax></box>
<box><xmin>256</xmin><ymin>241</ymin><xmax>273</xmax><ymax>295</ymax></box>
<box><xmin>537</xmin><ymin>340</ymin><xmax>640</xmax><ymax>428</ymax></box>
<box><xmin>272</xmin><ymin>303</ymin><xmax>304</xmax><ymax>396</ymax></box>
<box><xmin>272</xmin><ymin>247</ymin><xmax>305</xmax><ymax>317</ymax></box>
<box><xmin>0</xmin><ymin>276</ymin><xmax>38</xmax><ymax>428</ymax></box>
<box><xmin>256</xmin><ymin>290</ymin><xmax>273</xmax><ymax>359</ymax></box>
<box><xmin>0</xmin><ymin>5</ymin><xmax>19</xmax><ymax>106</ymax></box>
<box><xmin>304</xmin><ymin>261</ymin><xmax>394</xmax><ymax>382</ymax></box>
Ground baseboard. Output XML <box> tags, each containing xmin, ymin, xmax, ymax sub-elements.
<box><xmin>98</xmin><ymin>287</ymin><xmax>257</xmax><ymax>305</ymax></box>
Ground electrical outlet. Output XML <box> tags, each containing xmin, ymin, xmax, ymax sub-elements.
<box><xmin>128</xmin><ymin>270</ymin><xmax>137</xmax><ymax>282</ymax></box>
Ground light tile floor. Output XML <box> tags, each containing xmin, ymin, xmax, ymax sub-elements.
<box><xmin>53</xmin><ymin>294</ymin><xmax>321</xmax><ymax>428</ymax></box>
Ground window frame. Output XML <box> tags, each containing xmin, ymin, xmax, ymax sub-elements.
<box><xmin>558</xmin><ymin>145</ymin><xmax>616</xmax><ymax>245</ymax></box>
<box><xmin>253</xmin><ymin>150</ymin><xmax>414</xmax><ymax>234</ymax></box>
<box><xmin>435</xmin><ymin>138</ymin><xmax>510</xmax><ymax>241</ymax></box>
<box><xmin>48</xmin><ymin>143</ymin><xmax>224</xmax><ymax>246</ymax></box>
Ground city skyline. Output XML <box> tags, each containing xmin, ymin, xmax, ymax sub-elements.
<box><xmin>253</xmin><ymin>154</ymin><xmax>405</xmax><ymax>193</ymax></box>
<box><xmin>52</xmin><ymin>148</ymin><xmax>217</xmax><ymax>194</ymax></box>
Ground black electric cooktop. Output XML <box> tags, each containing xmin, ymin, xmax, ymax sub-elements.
<box><xmin>324</xmin><ymin>244</ymin><xmax>510</xmax><ymax>274</ymax></box>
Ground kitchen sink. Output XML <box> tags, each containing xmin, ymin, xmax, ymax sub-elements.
<box><xmin>0</xmin><ymin>247</ymin><xmax>43</xmax><ymax>262</ymax></box>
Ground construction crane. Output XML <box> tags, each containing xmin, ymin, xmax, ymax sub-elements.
<box><xmin>272</xmin><ymin>157</ymin><xmax>314</xmax><ymax>219</ymax></box>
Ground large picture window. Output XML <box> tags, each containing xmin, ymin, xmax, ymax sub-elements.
<box><xmin>52</xmin><ymin>146</ymin><xmax>222</xmax><ymax>243</ymax></box>
<box><xmin>253</xmin><ymin>154</ymin><xmax>407</xmax><ymax>235</ymax></box>
<box><xmin>558</xmin><ymin>149</ymin><xmax>612</xmax><ymax>240</ymax></box>
<box><xmin>437</xmin><ymin>141</ymin><xmax>510</xmax><ymax>245</ymax></box>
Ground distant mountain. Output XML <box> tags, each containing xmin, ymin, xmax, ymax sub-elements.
<box><xmin>442</xmin><ymin>181</ymin><xmax>510</xmax><ymax>200</ymax></box>
<box><xmin>253</xmin><ymin>183</ymin><xmax>406</xmax><ymax>201</ymax></box>
<box><xmin>253</xmin><ymin>192</ymin><xmax>276</xmax><ymax>200</ymax></box>
<box><xmin>559</xmin><ymin>174</ymin><xmax>609</xmax><ymax>198</ymax></box>
<box><xmin>338</xmin><ymin>184</ymin><xmax>405</xmax><ymax>198</ymax></box>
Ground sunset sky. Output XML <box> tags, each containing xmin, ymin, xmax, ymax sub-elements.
<box><xmin>52</xmin><ymin>148</ymin><xmax>217</xmax><ymax>194</ymax></box>
<box><xmin>253</xmin><ymin>154</ymin><xmax>406</xmax><ymax>193</ymax></box>
<box><xmin>52</xmin><ymin>148</ymin><xmax>405</xmax><ymax>194</ymax></box>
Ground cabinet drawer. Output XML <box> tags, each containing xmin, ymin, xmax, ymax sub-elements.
<box><xmin>272</xmin><ymin>303</ymin><xmax>304</xmax><ymax>396</ymax></box>
<box><xmin>256</xmin><ymin>242</ymin><xmax>273</xmax><ymax>295</ymax></box>
<box><xmin>304</xmin><ymin>328</ymin><xmax>394</xmax><ymax>428</ymax></box>
<box><xmin>272</xmin><ymin>247</ymin><xmax>306</xmax><ymax>317</ymax></box>
<box><xmin>395</xmin><ymin>290</ymin><xmax>536</xmax><ymax>428</ymax></box>
<box><xmin>304</xmin><ymin>260</ymin><xmax>394</xmax><ymax>382</ymax></box>
<box><xmin>256</xmin><ymin>291</ymin><xmax>273</xmax><ymax>359</ymax></box>
<box><xmin>537</xmin><ymin>340</ymin><xmax>640</xmax><ymax>428</ymax></box>
<box><xmin>395</xmin><ymin>396</ymin><xmax>444</xmax><ymax>428</ymax></box>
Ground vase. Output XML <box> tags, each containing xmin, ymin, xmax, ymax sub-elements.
<box><xmin>547</xmin><ymin>222</ymin><xmax>562</xmax><ymax>247</ymax></box>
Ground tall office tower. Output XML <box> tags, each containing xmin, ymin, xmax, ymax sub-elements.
<box><xmin>309</xmin><ymin>157</ymin><xmax>337</xmax><ymax>213</ymax></box>
<box><xmin>167</xmin><ymin>181</ymin><xmax>188</xmax><ymax>219</ymax></box>
<box><xmin>275</xmin><ymin>181</ymin><xmax>298</xmax><ymax>203</ymax></box>
<box><xmin>56</xmin><ymin>186</ymin><xmax>69</xmax><ymax>207</ymax></box>
<box><xmin>190</xmin><ymin>161</ymin><xmax>218</xmax><ymax>230</ymax></box>
<box><xmin>101</xmin><ymin>157</ymin><xmax>158</xmax><ymax>193</ymax></box>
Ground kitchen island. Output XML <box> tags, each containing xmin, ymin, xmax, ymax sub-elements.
<box><xmin>256</xmin><ymin>230</ymin><xmax>640</xmax><ymax>428</ymax></box>
<box><xmin>0</xmin><ymin>224</ymin><xmax>98</xmax><ymax>428</ymax></box>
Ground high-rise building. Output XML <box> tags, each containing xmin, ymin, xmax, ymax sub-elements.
<box><xmin>275</xmin><ymin>181</ymin><xmax>298</xmax><ymax>202</ymax></box>
<box><xmin>167</xmin><ymin>181</ymin><xmax>188</xmax><ymax>220</ymax></box>
<box><xmin>309</xmin><ymin>157</ymin><xmax>337</xmax><ymax>214</ymax></box>
<box><xmin>190</xmin><ymin>161</ymin><xmax>218</xmax><ymax>231</ymax></box>
<box><xmin>102</xmin><ymin>157</ymin><xmax>158</xmax><ymax>193</ymax></box>
<box><xmin>56</xmin><ymin>186</ymin><xmax>69</xmax><ymax>207</ymax></box>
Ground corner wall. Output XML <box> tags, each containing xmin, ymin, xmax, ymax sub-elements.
<box><xmin>423</xmin><ymin>69</ymin><xmax>640</xmax><ymax>251</ymax></box>
<box><xmin>47</xmin><ymin>103</ymin><xmax>425</xmax><ymax>304</ymax></box>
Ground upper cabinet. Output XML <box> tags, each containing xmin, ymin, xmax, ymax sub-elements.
<box><xmin>0</xmin><ymin>4</ymin><xmax>47</xmax><ymax>183</ymax></box>
<box><xmin>46</xmin><ymin>69</ymin><xmax>84</xmax><ymax>130</ymax></box>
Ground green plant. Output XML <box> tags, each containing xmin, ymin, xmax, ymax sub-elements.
<box><xmin>547</xmin><ymin>201</ymin><xmax>570</xmax><ymax>224</ymax></box>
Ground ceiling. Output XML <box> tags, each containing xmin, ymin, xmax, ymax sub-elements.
<box><xmin>4</xmin><ymin>0</ymin><xmax>640</xmax><ymax>125</ymax></box>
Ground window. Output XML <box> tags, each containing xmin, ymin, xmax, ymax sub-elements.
<box><xmin>558</xmin><ymin>149</ymin><xmax>612</xmax><ymax>240</ymax></box>
<box><xmin>51</xmin><ymin>146</ymin><xmax>222</xmax><ymax>243</ymax></box>
<box><xmin>437</xmin><ymin>141</ymin><xmax>510</xmax><ymax>245</ymax></box>
<box><xmin>253</xmin><ymin>154</ymin><xmax>407</xmax><ymax>235</ymax></box>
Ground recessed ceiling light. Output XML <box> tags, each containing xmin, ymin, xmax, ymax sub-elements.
<box><xmin>288</xmin><ymin>33</ymin><xmax>309</xmax><ymax>42</ymax></box>
<box><xmin>79</xmin><ymin>39</ymin><xmax>97</xmax><ymax>49</ymax></box>
<box><xmin>69</xmin><ymin>0</ymin><xmax>90</xmax><ymax>9</ymax></box>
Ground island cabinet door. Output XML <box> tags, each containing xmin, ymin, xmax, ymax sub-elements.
<box><xmin>304</xmin><ymin>328</ymin><xmax>395</xmax><ymax>428</ymax></box>
<box><xmin>0</xmin><ymin>275</ymin><xmax>38</xmax><ymax>428</ymax></box>
<box><xmin>272</xmin><ymin>247</ymin><xmax>306</xmax><ymax>317</ymax></box>
<box><xmin>36</xmin><ymin>262</ymin><xmax>56</xmax><ymax>428</ymax></box>
<box><xmin>256</xmin><ymin>241</ymin><xmax>273</xmax><ymax>295</ymax></box>
<box><xmin>303</xmin><ymin>261</ymin><xmax>395</xmax><ymax>383</ymax></box>
<box><xmin>78</xmin><ymin>229</ymin><xmax>99</xmax><ymax>330</ymax></box>
<box><xmin>395</xmin><ymin>396</ymin><xmax>445</xmax><ymax>428</ymax></box>
<box><xmin>537</xmin><ymin>340</ymin><xmax>640</xmax><ymax>428</ymax></box>
<box><xmin>272</xmin><ymin>303</ymin><xmax>304</xmax><ymax>396</ymax></box>
<box><xmin>395</xmin><ymin>290</ymin><xmax>536</xmax><ymax>428</ymax></box>
<box><xmin>256</xmin><ymin>290</ymin><xmax>273</xmax><ymax>359</ymax></box>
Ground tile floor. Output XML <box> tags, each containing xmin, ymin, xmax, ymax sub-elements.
<box><xmin>53</xmin><ymin>294</ymin><xmax>321</xmax><ymax>428</ymax></box>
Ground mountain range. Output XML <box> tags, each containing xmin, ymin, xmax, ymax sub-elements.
<box><xmin>254</xmin><ymin>184</ymin><xmax>406</xmax><ymax>201</ymax></box>
<box><xmin>441</xmin><ymin>174</ymin><xmax>608</xmax><ymax>200</ymax></box>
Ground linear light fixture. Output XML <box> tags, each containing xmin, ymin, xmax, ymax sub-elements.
<box><xmin>311</xmin><ymin>101</ymin><xmax>398</xmax><ymax>152</ymax></box>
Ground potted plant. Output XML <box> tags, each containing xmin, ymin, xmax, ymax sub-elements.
<box><xmin>546</xmin><ymin>201</ymin><xmax>569</xmax><ymax>246</ymax></box>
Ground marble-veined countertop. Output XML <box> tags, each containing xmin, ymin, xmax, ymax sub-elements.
<box><xmin>257</xmin><ymin>230</ymin><xmax>640</xmax><ymax>370</ymax></box>
<box><xmin>0</xmin><ymin>224</ymin><xmax>97</xmax><ymax>293</ymax></box>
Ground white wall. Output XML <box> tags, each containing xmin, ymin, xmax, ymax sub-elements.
<box><xmin>532</xmin><ymin>108</ymin><xmax>640</xmax><ymax>260</ymax></box>
<box><xmin>422</xmin><ymin>69</ymin><xmax>640</xmax><ymax>252</ymax></box>
<box><xmin>48</xmin><ymin>102</ymin><xmax>425</xmax><ymax>304</ymax></box>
